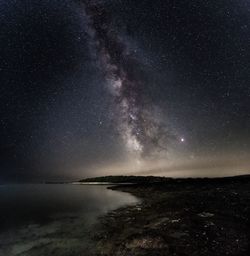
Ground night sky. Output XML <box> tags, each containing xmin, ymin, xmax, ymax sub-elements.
<box><xmin>0</xmin><ymin>0</ymin><xmax>250</xmax><ymax>182</ymax></box>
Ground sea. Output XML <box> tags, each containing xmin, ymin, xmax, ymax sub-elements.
<box><xmin>0</xmin><ymin>184</ymin><xmax>139</xmax><ymax>256</ymax></box>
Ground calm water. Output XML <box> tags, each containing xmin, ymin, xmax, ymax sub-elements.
<box><xmin>0</xmin><ymin>184</ymin><xmax>139</xmax><ymax>256</ymax></box>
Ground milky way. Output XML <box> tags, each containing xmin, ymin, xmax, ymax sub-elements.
<box><xmin>81</xmin><ymin>0</ymin><xmax>175</xmax><ymax>158</ymax></box>
<box><xmin>1</xmin><ymin>0</ymin><xmax>250</xmax><ymax>181</ymax></box>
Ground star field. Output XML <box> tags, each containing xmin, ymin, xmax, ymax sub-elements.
<box><xmin>0</xmin><ymin>0</ymin><xmax>250</xmax><ymax>181</ymax></box>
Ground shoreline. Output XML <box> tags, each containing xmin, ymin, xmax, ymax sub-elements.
<box><xmin>93</xmin><ymin>177</ymin><xmax>250</xmax><ymax>256</ymax></box>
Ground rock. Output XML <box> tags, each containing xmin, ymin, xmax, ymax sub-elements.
<box><xmin>126</xmin><ymin>236</ymin><xmax>168</xmax><ymax>249</ymax></box>
<box><xmin>169</xmin><ymin>231</ymin><xmax>188</xmax><ymax>239</ymax></box>
<box><xmin>148</xmin><ymin>217</ymin><xmax>170</xmax><ymax>228</ymax></box>
<box><xmin>198</xmin><ymin>212</ymin><xmax>215</xmax><ymax>218</ymax></box>
<box><xmin>170</xmin><ymin>219</ymin><xmax>181</xmax><ymax>223</ymax></box>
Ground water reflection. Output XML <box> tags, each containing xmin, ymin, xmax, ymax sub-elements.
<box><xmin>0</xmin><ymin>184</ymin><xmax>139</xmax><ymax>256</ymax></box>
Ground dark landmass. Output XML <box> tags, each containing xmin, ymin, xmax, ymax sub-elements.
<box><xmin>92</xmin><ymin>175</ymin><xmax>250</xmax><ymax>256</ymax></box>
<box><xmin>80</xmin><ymin>174</ymin><xmax>250</xmax><ymax>184</ymax></box>
<box><xmin>79</xmin><ymin>175</ymin><xmax>168</xmax><ymax>184</ymax></box>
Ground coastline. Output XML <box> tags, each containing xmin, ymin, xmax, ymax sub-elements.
<box><xmin>92</xmin><ymin>177</ymin><xmax>250</xmax><ymax>256</ymax></box>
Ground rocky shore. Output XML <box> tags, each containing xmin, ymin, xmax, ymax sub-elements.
<box><xmin>92</xmin><ymin>176</ymin><xmax>250</xmax><ymax>256</ymax></box>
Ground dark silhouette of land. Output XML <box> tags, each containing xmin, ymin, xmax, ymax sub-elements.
<box><xmin>85</xmin><ymin>175</ymin><xmax>250</xmax><ymax>256</ymax></box>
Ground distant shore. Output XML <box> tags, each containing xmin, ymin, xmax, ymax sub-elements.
<box><xmin>92</xmin><ymin>175</ymin><xmax>250</xmax><ymax>256</ymax></box>
<box><xmin>71</xmin><ymin>182</ymin><xmax>134</xmax><ymax>185</ymax></box>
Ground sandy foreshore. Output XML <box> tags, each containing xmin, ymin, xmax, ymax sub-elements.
<box><xmin>92</xmin><ymin>176</ymin><xmax>250</xmax><ymax>256</ymax></box>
